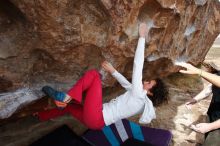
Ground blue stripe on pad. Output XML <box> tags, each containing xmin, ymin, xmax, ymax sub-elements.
<box><xmin>102</xmin><ymin>125</ymin><xmax>120</xmax><ymax>146</ymax></box>
<box><xmin>129</xmin><ymin>121</ymin><xmax>144</xmax><ymax>141</ymax></box>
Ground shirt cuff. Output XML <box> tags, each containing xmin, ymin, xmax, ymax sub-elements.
<box><xmin>111</xmin><ymin>70</ymin><xmax>119</xmax><ymax>76</ymax></box>
<box><xmin>139</xmin><ymin>37</ymin><xmax>145</xmax><ymax>42</ymax></box>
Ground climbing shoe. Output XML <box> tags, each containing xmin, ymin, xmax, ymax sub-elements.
<box><xmin>42</xmin><ymin>86</ymin><xmax>66</xmax><ymax>102</ymax></box>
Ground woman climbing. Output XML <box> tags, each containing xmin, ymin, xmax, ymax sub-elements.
<box><xmin>37</xmin><ymin>23</ymin><xmax>168</xmax><ymax>130</ymax></box>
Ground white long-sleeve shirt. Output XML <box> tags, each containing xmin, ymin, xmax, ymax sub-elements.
<box><xmin>102</xmin><ymin>38</ymin><xmax>156</xmax><ymax>126</ymax></box>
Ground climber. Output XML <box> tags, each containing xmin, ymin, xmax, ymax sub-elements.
<box><xmin>36</xmin><ymin>23</ymin><xmax>168</xmax><ymax>130</ymax></box>
<box><xmin>177</xmin><ymin>62</ymin><xmax>220</xmax><ymax>146</ymax></box>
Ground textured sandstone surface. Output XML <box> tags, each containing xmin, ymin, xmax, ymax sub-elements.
<box><xmin>0</xmin><ymin>0</ymin><xmax>219</xmax><ymax>87</ymax></box>
<box><xmin>0</xmin><ymin>0</ymin><xmax>219</xmax><ymax>119</ymax></box>
<box><xmin>0</xmin><ymin>0</ymin><xmax>220</xmax><ymax>145</ymax></box>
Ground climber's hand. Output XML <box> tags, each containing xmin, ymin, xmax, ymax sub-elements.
<box><xmin>101</xmin><ymin>61</ymin><xmax>116</xmax><ymax>74</ymax></box>
<box><xmin>139</xmin><ymin>23</ymin><xmax>149</xmax><ymax>38</ymax></box>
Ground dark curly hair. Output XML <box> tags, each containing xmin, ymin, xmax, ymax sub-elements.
<box><xmin>148</xmin><ymin>78</ymin><xmax>168</xmax><ymax>107</ymax></box>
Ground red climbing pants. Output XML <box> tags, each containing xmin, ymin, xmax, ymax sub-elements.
<box><xmin>38</xmin><ymin>70</ymin><xmax>105</xmax><ymax>130</ymax></box>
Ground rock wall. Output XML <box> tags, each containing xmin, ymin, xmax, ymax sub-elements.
<box><xmin>0</xmin><ymin>0</ymin><xmax>219</xmax><ymax>90</ymax></box>
<box><xmin>0</xmin><ymin>0</ymin><xmax>219</xmax><ymax>119</ymax></box>
<box><xmin>0</xmin><ymin>0</ymin><xmax>220</xmax><ymax>145</ymax></box>
<box><xmin>2</xmin><ymin>0</ymin><xmax>219</xmax><ymax>119</ymax></box>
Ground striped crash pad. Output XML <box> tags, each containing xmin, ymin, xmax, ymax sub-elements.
<box><xmin>83</xmin><ymin>119</ymin><xmax>172</xmax><ymax>146</ymax></box>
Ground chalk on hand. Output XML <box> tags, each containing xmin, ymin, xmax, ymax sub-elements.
<box><xmin>173</xmin><ymin>55</ymin><xmax>189</xmax><ymax>66</ymax></box>
<box><xmin>174</xmin><ymin>61</ymin><xmax>186</xmax><ymax>66</ymax></box>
